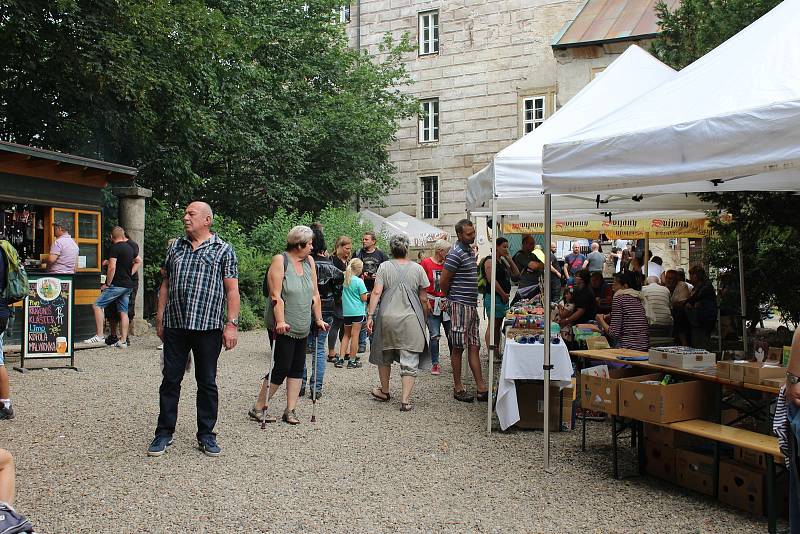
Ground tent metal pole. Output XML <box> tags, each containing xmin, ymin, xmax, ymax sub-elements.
<box><xmin>737</xmin><ymin>232</ymin><xmax>748</xmax><ymax>355</ymax></box>
<box><xmin>543</xmin><ymin>193</ymin><xmax>552</xmax><ymax>471</ymax></box>
<box><xmin>487</xmin><ymin>198</ymin><xmax>498</xmax><ymax>434</ymax></box>
<box><xmin>644</xmin><ymin>232</ymin><xmax>650</xmax><ymax>276</ymax></box>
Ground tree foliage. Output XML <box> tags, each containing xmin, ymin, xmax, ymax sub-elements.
<box><xmin>653</xmin><ymin>0</ymin><xmax>800</xmax><ymax>327</ymax></box>
<box><xmin>0</xmin><ymin>0</ymin><xmax>417</xmax><ymax>226</ymax></box>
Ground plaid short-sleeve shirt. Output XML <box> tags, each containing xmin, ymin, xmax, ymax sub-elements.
<box><xmin>163</xmin><ymin>234</ymin><xmax>238</xmax><ymax>331</ymax></box>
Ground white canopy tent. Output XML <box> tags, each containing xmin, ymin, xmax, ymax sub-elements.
<box><xmin>466</xmin><ymin>44</ymin><xmax>716</xmax><ymax>217</ymax></box>
<box><xmin>541</xmin><ymin>0</ymin><xmax>800</xmax><ymax>193</ymax></box>
<box><xmin>461</xmin><ymin>46</ymin><xmax>719</xmax><ymax>470</ymax></box>
<box><xmin>359</xmin><ymin>209</ymin><xmax>448</xmax><ymax>247</ymax></box>
<box><xmin>538</xmin><ymin>0</ymin><xmax>800</xmax><ymax>488</ymax></box>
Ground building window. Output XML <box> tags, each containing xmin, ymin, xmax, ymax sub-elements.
<box><xmin>419</xmin><ymin>11</ymin><xmax>439</xmax><ymax>55</ymax></box>
<box><xmin>339</xmin><ymin>4</ymin><xmax>350</xmax><ymax>23</ymax></box>
<box><xmin>523</xmin><ymin>96</ymin><xmax>546</xmax><ymax>134</ymax></box>
<box><xmin>420</xmin><ymin>176</ymin><xmax>439</xmax><ymax>219</ymax></box>
<box><xmin>419</xmin><ymin>98</ymin><xmax>439</xmax><ymax>143</ymax></box>
<box><xmin>50</xmin><ymin>208</ymin><xmax>101</xmax><ymax>271</ymax></box>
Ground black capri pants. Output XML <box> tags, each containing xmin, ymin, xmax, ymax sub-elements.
<box><xmin>270</xmin><ymin>334</ymin><xmax>308</xmax><ymax>385</ymax></box>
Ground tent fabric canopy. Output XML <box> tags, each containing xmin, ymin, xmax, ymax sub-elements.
<box><xmin>541</xmin><ymin>0</ymin><xmax>800</xmax><ymax>194</ymax></box>
<box><xmin>359</xmin><ymin>210</ymin><xmax>448</xmax><ymax>247</ymax></box>
<box><xmin>465</xmin><ymin>44</ymin><xmax>712</xmax><ymax>215</ymax></box>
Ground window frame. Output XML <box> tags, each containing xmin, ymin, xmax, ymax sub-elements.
<box><xmin>339</xmin><ymin>3</ymin><xmax>351</xmax><ymax>23</ymax></box>
<box><xmin>522</xmin><ymin>95</ymin><xmax>547</xmax><ymax>134</ymax></box>
<box><xmin>418</xmin><ymin>98</ymin><xmax>440</xmax><ymax>143</ymax></box>
<box><xmin>420</xmin><ymin>175</ymin><xmax>439</xmax><ymax>220</ymax></box>
<box><xmin>418</xmin><ymin>10</ymin><xmax>440</xmax><ymax>56</ymax></box>
<box><xmin>49</xmin><ymin>208</ymin><xmax>102</xmax><ymax>273</ymax></box>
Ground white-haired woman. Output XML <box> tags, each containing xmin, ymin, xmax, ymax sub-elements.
<box><xmin>250</xmin><ymin>225</ymin><xmax>328</xmax><ymax>425</ymax></box>
<box><xmin>419</xmin><ymin>239</ymin><xmax>452</xmax><ymax>376</ymax></box>
<box><xmin>366</xmin><ymin>235</ymin><xmax>431</xmax><ymax>411</ymax></box>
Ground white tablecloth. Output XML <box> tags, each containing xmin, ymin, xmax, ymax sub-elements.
<box><xmin>496</xmin><ymin>340</ymin><xmax>574</xmax><ymax>431</ymax></box>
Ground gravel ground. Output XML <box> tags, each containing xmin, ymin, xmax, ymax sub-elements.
<box><xmin>1</xmin><ymin>330</ymin><xmax>779</xmax><ymax>533</ymax></box>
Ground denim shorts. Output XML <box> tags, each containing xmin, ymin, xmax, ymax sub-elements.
<box><xmin>95</xmin><ymin>285</ymin><xmax>133</xmax><ymax>313</ymax></box>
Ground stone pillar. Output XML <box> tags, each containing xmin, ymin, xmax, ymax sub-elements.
<box><xmin>113</xmin><ymin>186</ymin><xmax>152</xmax><ymax>334</ymax></box>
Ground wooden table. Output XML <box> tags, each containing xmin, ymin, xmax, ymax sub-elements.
<box><xmin>570</xmin><ymin>348</ymin><xmax>780</xmax><ymax>395</ymax></box>
<box><xmin>570</xmin><ymin>348</ymin><xmax>783</xmax><ymax>533</ymax></box>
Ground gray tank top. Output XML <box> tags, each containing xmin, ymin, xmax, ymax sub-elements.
<box><xmin>266</xmin><ymin>253</ymin><xmax>313</xmax><ymax>339</ymax></box>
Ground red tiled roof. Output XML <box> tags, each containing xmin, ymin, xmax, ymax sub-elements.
<box><xmin>552</xmin><ymin>0</ymin><xmax>681</xmax><ymax>48</ymax></box>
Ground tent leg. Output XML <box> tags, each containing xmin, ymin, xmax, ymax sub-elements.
<box><xmin>544</xmin><ymin>193</ymin><xmax>552</xmax><ymax>471</ymax></box>
<box><xmin>487</xmin><ymin>199</ymin><xmax>498</xmax><ymax>434</ymax></box>
<box><xmin>644</xmin><ymin>232</ymin><xmax>650</xmax><ymax>277</ymax></box>
<box><xmin>737</xmin><ymin>232</ymin><xmax>748</xmax><ymax>355</ymax></box>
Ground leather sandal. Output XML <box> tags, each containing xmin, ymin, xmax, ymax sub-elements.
<box><xmin>400</xmin><ymin>402</ymin><xmax>413</xmax><ymax>412</ymax></box>
<box><xmin>476</xmin><ymin>390</ymin><xmax>489</xmax><ymax>402</ymax></box>
<box><xmin>249</xmin><ymin>405</ymin><xmax>276</xmax><ymax>423</ymax></box>
<box><xmin>371</xmin><ymin>386</ymin><xmax>391</xmax><ymax>402</ymax></box>
<box><xmin>282</xmin><ymin>409</ymin><xmax>300</xmax><ymax>425</ymax></box>
<box><xmin>453</xmin><ymin>389</ymin><xmax>474</xmax><ymax>403</ymax></box>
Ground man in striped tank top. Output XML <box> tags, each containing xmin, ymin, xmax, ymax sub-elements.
<box><xmin>440</xmin><ymin>219</ymin><xmax>488</xmax><ymax>403</ymax></box>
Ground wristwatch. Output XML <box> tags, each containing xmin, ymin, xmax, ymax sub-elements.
<box><xmin>787</xmin><ymin>371</ymin><xmax>800</xmax><ymax>385</ymax></box>
<box><xmin>227</xmin><ymin>317</ymin><xmax>239</xmax><ymax>328</ymax></box>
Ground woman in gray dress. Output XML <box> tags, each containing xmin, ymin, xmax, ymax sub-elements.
<box><xmin>366</xmin><ymin>235</ymin><xmax>431</xmax><ymax>411</ymax></box>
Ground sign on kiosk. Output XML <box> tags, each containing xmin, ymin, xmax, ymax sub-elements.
<box><xmin>17</xmin><ymin>275</ymin><xmax>76</xmax><ymax>371</ymax></box>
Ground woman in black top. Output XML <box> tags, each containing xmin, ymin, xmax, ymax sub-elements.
<box><xmin>327</xmin><ymin>236</ymin><xmax>351</xmax><ymax>362</ymax></box>
<box><xmin>481</xmin><ymin>237</ymin><xmax>520</xmax><ymax>352</ymax></box>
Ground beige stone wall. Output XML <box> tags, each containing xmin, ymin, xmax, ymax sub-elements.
<box><xmin>347</xmin><ymin>0</ymin><xmax>582</xmax><ymax>228</ymax></box>
<box><xmin>553</xmin><ymin>40</ymin><xmax>656</xmax><ymax>107</ymax></box>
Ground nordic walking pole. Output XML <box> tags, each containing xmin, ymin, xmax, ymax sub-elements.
<box><xmin>310</xmin><ymin>324</ymin><xmax>319</xmax><ymax>423</ymax></box>
<box><xmin>262</xmin><ymin>300</ymin><xmax>279</xmax><ymax>430</ymax></box>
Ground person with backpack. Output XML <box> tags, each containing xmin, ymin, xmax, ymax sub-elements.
<box><xmin>250</xmin><ymin>225</ymin><xmax>329</xmax><ymax>426</ymax></box>
<box><xmin>0</xmin><ymin>239</ymin><xmax>24</xmax><ymax>420</ymax></box>
<box><xmin>479</xmin><ymin>237</ymin><xmax>520</xmax><ymax>353</ymax></box>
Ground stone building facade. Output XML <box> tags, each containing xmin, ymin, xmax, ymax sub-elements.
<box><xmin>347</xmin><ymin>0</ymin><xmax>583</xmax><ymax>228</ymax></box>
<box><xmin>347</xmin><ymin>0</ymin><xmax>674</xmax><ymax>230</ymax></box>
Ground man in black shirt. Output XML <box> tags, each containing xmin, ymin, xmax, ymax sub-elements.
<box><xmin>559</xmin><ymin>270</ymin><xmax>596</xmax><ymax>329</ymax></box>
<box><xmin>85</xmin><ymin>226</ymin><xmax>139</xmax><ymax>348</ymax></box>
<box><xmin>355</xmin><ymin>231</ymin><xmax>388</xmax><ymax>352</ymax></box>
<box><xmin>104</xmin><ymin>232</ymin><xmax>142</xmax><ymax>345</ymax></box>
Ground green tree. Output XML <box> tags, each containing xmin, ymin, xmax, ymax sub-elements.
<box><xmin>653</xmin><ymin>0</ymin><xmax>800</xmax><ymax>327</ymax></box>
<box><xmin>0</xmin><ymin>0</ymin><xmax>417</xmax><ymax>225</ymax></box>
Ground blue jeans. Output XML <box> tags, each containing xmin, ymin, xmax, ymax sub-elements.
<box><xmin>302</xmin><ymin>318</ymin><xmax>330</xmax><ymax>392</ymax></box>
<box><xmin>95</xmin><ymin>285</ymin><xmax>133</xmax><ymax>313</ymax></box>
<box><xmin>426</xmin><ymin>312</ymin><xmax>451</xmax><ymax>365</ymax></box>
<box><xmin>358</xmin><ymin>319</ymin><xmax>369</xmax><ymax>349</ymax></box>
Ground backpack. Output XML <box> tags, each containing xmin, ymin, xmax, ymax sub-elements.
<box><xmin>476</xmin><ymin>256</ymin><xmax>491</xmax><ymax>294</ymax></box>
<box><xmin>0</xmin><ymin>502</ymin><xmax>35</xmax><ymax>534</ymax></box>
<box><xmin>0</xmin><ymin>240</ymin><xmax>28</xmax><ymax>303</ymax></box>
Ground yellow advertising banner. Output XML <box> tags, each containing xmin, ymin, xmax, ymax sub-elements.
<box><xmin>502</xmin><ymin>217</ymin><xmax>712</xmax><ymax>239</ymax></box>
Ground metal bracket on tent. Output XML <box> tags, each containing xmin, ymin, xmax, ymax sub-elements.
<box><xmin>542</xmin><ymin>364</ymin><xmax>554</xmax><ymax>371</ymax></box>
<box><xmin>631</xmin><ymin>194</ymin><xmax>643</xmax><ymax>202</ymax></box>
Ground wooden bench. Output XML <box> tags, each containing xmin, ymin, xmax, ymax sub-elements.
<box><xmin>612</xmin><ymin>417</ymin><xmax>783</xmax><ymax>534</ymax></box>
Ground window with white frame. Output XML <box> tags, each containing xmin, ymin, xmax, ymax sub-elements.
<box><xmin>420</xmin><ymin>176</ymin><xmax>439</xmax><ymax>219</ymax></box>
<box><xmin>523</xmin><ymin>96</ymin><xmax>546</xmax><ymax>134</ymax></box>
<box><xmin>419</xmin><ymin>98</ymin><xmax>439</xmax><ymax>143</ymax></box>
<box><xmin>339</xmin><ymin>4</ymin><xmax>350</xmax><ymax>23</ymax></box>
<box><xmin>419</xmin><ymin>11</ymin><xmax>439</xmax><ymax>55</ymax></box>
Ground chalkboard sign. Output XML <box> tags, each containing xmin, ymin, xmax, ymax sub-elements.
<box><xmin>21</xmin><ymin>275</ymin><xmax>74</xmax><ymax>366</ymax></box>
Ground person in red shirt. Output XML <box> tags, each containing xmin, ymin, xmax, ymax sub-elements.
<box><xmin>420</xmin><ymin>240</ymin><xmax>452</xmax><ymax>375</ymax></box>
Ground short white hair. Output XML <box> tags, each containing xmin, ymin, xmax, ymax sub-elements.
<box><xmin>434</xmin><ymin>239</ymin><xmax>451</xmax><ymax>253</ymax></box>
<box><xmin>287</xmin><ymin>225</ymin><xmax>314</xmax><ymax>249</ymax></box>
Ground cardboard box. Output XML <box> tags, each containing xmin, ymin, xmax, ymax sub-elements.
<box><xmin>581</xmin><ymin>368</ymin><xmax>646</xmax><ymax>416</ymax></box>
<box><xmin>645</xmin><ymin>439</ymin><xmax>676</xmax><ymax>483</ymax></box>
<box><xmin>515</xmin><ymin>382</ymin><xmax>574</xmax><ymax>430</ymax></box>
<box><xmin>719</xmin><ymin>460</ymin><xmax>764</xmax><ymax>516</ymax></box>
<box><xmin>676</xmin><ymin>449</ymin><xmax>715</xmax><ymax>496</ymax></box>
<box><xmin>734</xmin><ymin>446</ymin><xmax>767</xmax><ymax>471</ymax></box>
<box><xmin>716</xmin><ymin>360</ymin><xmax>748</xmax><ymax>382</ymax></box>
<box><xmin>742</xmin><ymin>362</ymin><xmax>785</xmax><ymax>385</ymax></box>
<box><xmin>649</xmin><ymin>347</ymin><xmax>716</xmax><ymax>370</ymax></box>
<box><xmin>643</xmin><ymin>423</ymin><xmax>710</xmax><ymax>451</ymax></box>
<box><xmin>761</xmin><ymin>378</ymin><xmax>784</xmax><ymax>389</ymax></box>
<box><xmin>585</xmin><ymin>336</ymin><xmax>610</xmax><ymax>350</ymax></box>
<box><xmin>619</xmin><ymin>374</ymin><xmax>712</xmax><ymax>423</ymax></box>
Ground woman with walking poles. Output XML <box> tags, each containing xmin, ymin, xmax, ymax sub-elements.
<box><xmin>366</xmin><ymin>235</ymin><xmax>431</xmax><ymax>412</ymax></box>
<box><xmin>249</xmin><ymin>225</ymin><xmax>329</xmax><ymax>425</ymax></box>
